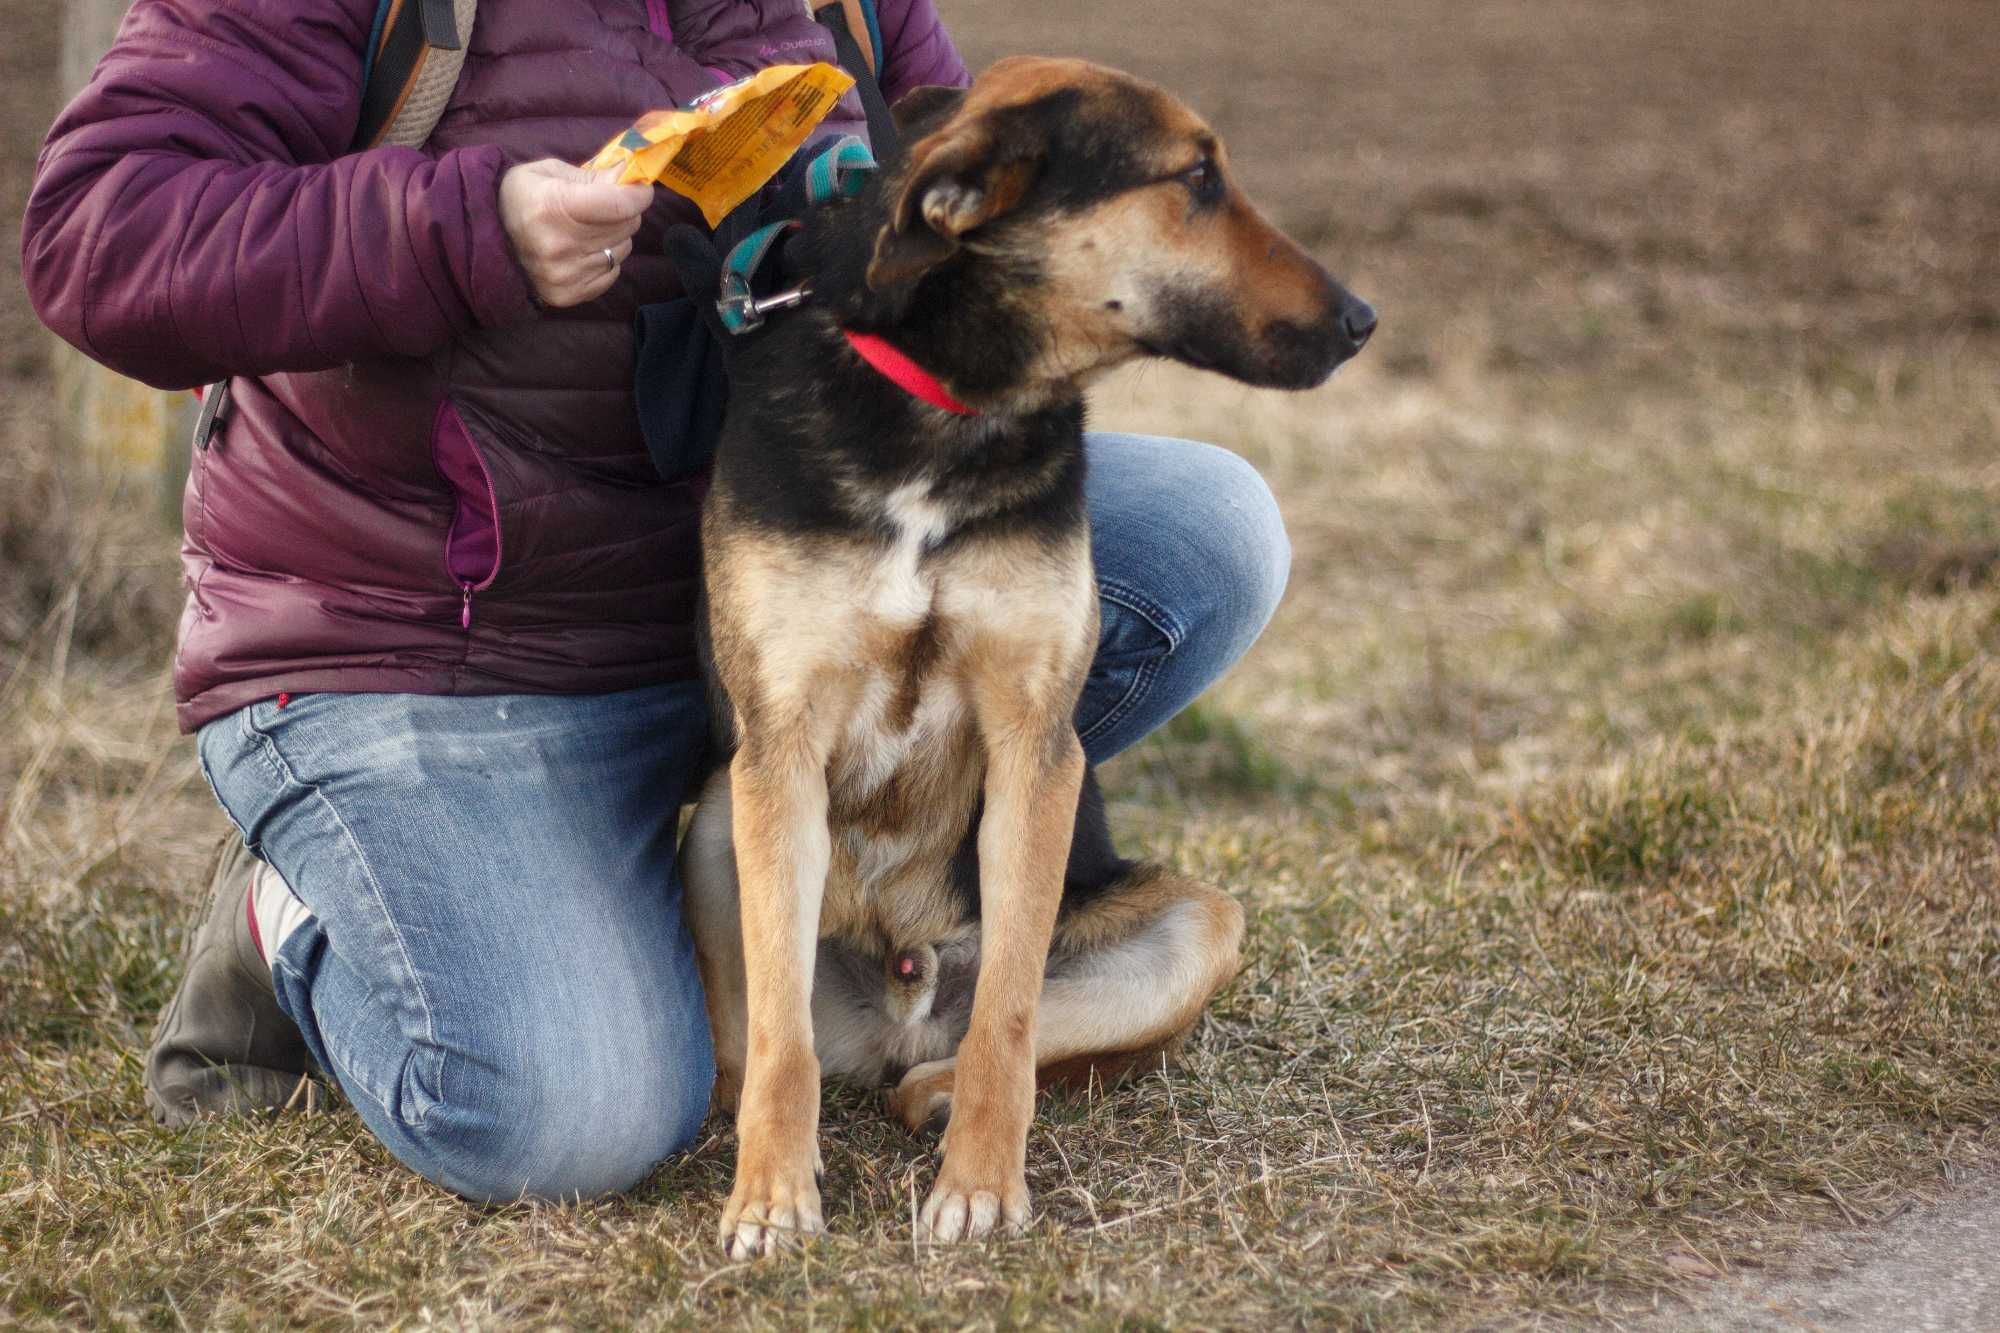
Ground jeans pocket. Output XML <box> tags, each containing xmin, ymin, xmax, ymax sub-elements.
<box><xmin>1076</xmin><ymin>580</ymin><xmax>1185</xmax><ymax>748</ymax></box>
<box><xmin>1094</xmin><ymin>579</ymin><xmax>1186</xmax><ymax>663</ymax></box>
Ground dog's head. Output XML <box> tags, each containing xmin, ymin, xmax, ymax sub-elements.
<box><xmin>865</xmin><ymin>58</ymin><xmax>1374</xmax><ymax>393</ymax></box>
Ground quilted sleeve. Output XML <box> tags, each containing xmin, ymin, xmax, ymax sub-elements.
<box><xmin>875</xmin><ymin>0</ymin><xmax>971</xmax><ymax>102</ymax></box>
<box><xmin>20</xmin><ymin>0</ymin><xmax>536</xmax><ymax>391</ymax></box>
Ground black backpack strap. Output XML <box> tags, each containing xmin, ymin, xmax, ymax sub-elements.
<box><xmin>353</xmin><ymin>0</ymin><xmax>464</xmax><ymax>151</ymax></box>
<box><xmin>814</xmin><ymin>4</ymin><xmax>900</xmax><ymax>161</ymax></box>
<box><xmin>416</xmin><ymin>0</ymin><xmax>463</xmax><ymax>48</ymax></box>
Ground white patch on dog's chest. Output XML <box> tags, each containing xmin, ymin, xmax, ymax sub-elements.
<box><xmin>862</xmin><ymin>482</ymin><xmax>953</xmax><ymax>624</ymax></box>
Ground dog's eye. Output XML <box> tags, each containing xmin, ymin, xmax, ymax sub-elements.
<box><xmin>1180</xmin><ymin>157</ymin><xmax>1223</xmax><ymax>206</ymax></box>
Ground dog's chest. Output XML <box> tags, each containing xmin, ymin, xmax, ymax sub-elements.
<box><xmin>829</xmin><ymin>486</ymin><xmax>973</xmax><ymax>802</ymax></box>
<box><xmin>833</xmin><ymin>670</ymin><xmax>964</xmax><ymax>787</ymax></box>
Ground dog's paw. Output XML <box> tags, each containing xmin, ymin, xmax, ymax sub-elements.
<box><xmin>890</xmin><ymin>1059</ymin><xmax>955</xmax><ymax>1135</ymax></box>
<box><xmin>718</xmin><ymin>1155</ymin><xmax>825</xmax><ymax>1259</ymax></box>
<box><xmin>919</xmin><ymin>1164</ymin><xmax>1029</xmax><ymax>1243</ymax></box>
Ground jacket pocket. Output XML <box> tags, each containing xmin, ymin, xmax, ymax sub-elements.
<box><xmin>429</xmin><ymin>398</ymin><xmax>502</xmax><ymax>628</ymax></box>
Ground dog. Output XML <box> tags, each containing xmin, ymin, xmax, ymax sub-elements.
<box><xmin>678</xmin><ymin>56</ymin><xmax>1375</xmax><ymax>1258</ymax></box>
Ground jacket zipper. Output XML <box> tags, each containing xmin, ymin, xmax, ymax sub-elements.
<box><xmin>432</xmin><ymin>399</ymin><xmax>503</xmax><ymax>634</ymax></box>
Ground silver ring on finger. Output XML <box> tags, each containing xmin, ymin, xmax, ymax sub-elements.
<box><xmin>601</xmin><ymin>247</ymin><xmax>619</xmax><ymax>273</ymax></box>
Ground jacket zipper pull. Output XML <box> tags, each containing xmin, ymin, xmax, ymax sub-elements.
<box><xmin>460</xmin><ymin>585</ymin><xmax>473</xmax><ymax>629</ymax></box>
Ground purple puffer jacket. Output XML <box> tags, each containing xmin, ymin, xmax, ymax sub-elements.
<box><xmin>21</xmin><ymin>0</ymin><xmax>966</xmax><ymax>732</ymax></box>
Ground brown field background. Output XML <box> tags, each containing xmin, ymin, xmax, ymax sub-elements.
<box><xmin>4</xmin><ymin>1</ymin><xmax>1998</xmax><ymax>1328</ymax></box>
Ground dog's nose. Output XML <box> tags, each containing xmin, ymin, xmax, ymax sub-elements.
<box><xmin>1338</xmin><ymin>294</ymin><xmax>1377</xmax><ymax>353</ymax></box>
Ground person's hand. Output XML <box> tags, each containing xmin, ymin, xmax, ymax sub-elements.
<box><xmin>499</xmin><ymin>160</ymin><xmax>653</xmax><ymax>308</ymax></box>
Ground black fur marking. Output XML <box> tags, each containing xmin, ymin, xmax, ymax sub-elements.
<box><xmin>889</xmin><ymin>84</ymin><xmax>968</xmax><ymax>138</ymax></box>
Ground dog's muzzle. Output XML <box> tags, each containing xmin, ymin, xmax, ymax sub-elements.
<box><xmin>1249</xmin><ymin>281</ymin><xmax>1379</xmax><ymax>389</ymax></box>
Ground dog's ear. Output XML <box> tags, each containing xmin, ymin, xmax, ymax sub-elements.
<box><xmin>889</xmin><ymin>84</ymin><xmax>966</xmax><ymax>138</ymax></box>
<box><xmin>866</xmin><ymin>115</ymin><xmax>1040</xmax><ymax>291</ymax></box>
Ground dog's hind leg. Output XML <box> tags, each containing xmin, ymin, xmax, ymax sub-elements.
<box><xmin>679</xmin><ymin>769</ymin><xmax>748</xmax><ymax>1113</ymax></box>
<box><xmin>889</xmin><ymin>863</ymin><xmax>1244</xmax><ymax>1133</ymax></box>
<box><xmin>1036</xmin><ymin>863</ymin><xmax>1245</xmax><ymax>1086</ymax></box>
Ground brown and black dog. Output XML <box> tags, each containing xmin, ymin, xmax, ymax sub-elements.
<box><xmin>679</xmin><ymin>57</ymin><xmax>1374</xmax><ymax>1258</ymax></box>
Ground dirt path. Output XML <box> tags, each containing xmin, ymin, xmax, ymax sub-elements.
<box><xmin>1652</xmin><ymin>1174</ymin><xmax>2000</xmax><ymax>1331</ymax></box>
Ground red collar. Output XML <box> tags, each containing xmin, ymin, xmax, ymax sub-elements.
<box><xmin>841</xmin><ymin>329</ymin><xmax>979</xmax><ymax>416</ymax></box>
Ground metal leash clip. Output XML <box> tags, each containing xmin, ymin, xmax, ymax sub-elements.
<box><xmin>717</xmin><ymin>219</ymin><xmax>806</xmax><ymax>335</ymax></box>
<box><xmin>718</xmin><ymin>279</ymin><xmax>813</xmax><ymax>335</ymax></box>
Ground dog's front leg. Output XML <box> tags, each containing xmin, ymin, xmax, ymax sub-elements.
<box><xmin>718</xmin><ymin>738</ymin><xmax>831</xmax><ymax>1258</ymax></box>
<box><xmin>923</xmin><ymin>690</ymin><xmax>1085</xmax><ymax>1242</ymax></box>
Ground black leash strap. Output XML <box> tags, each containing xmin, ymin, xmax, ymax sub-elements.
<box><xmin>814</xmin><ymin>4</ymin><xmax>900</xmax><ymax>161</ymax></box>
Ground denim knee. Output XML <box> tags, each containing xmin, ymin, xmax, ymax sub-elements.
<box><xmin>392</xmin><ymin>1004</ymin><xmax>714</xmax><ymax>1204</ymax></box>
<box><xmin>1080</xmin><ymin>438</ymin><xmax>1292</xmax><ymax>758</ymax></box>
<box><xmin>1181</xmin><ymin>443</ymin><xmax>1291</xmax><ymax>659</ymax></box>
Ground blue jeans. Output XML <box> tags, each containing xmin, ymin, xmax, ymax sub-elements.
<box><xmin>196</xmin><ymin>434</ymin><xmax>1289</xmax><ymax>1201</ymax></box>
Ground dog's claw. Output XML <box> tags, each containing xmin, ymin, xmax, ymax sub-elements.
<box><xmin>723</xmin><ymin>1206</ymin><xmax>822</xmax><ymax>1259</ymax></box>
<box><xmin>719</xmin><ymin>1200</ymin><xmax>824</xmax><ymax>1258</ymax></box>
<box><xmin>919</xmin><ymin>1181</ymin><xmax>1027</xmax><ymax>1244</ymax></box>
<box><xmin>717</xmin><ymin>1162</ymin><xmax>825</xmax><ymax>1259</ymax></box>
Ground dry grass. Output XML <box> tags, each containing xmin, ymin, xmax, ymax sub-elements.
<box><xmin>5</xmin><ymin>0</ymin><xmax>1999</xmax><ymax>1327</ymax></box>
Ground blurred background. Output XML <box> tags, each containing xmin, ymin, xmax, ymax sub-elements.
<box><xmin>4</xmin><ymin>2</ymin><xmax>1997</xmax><ymax>1325</ymax></box>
